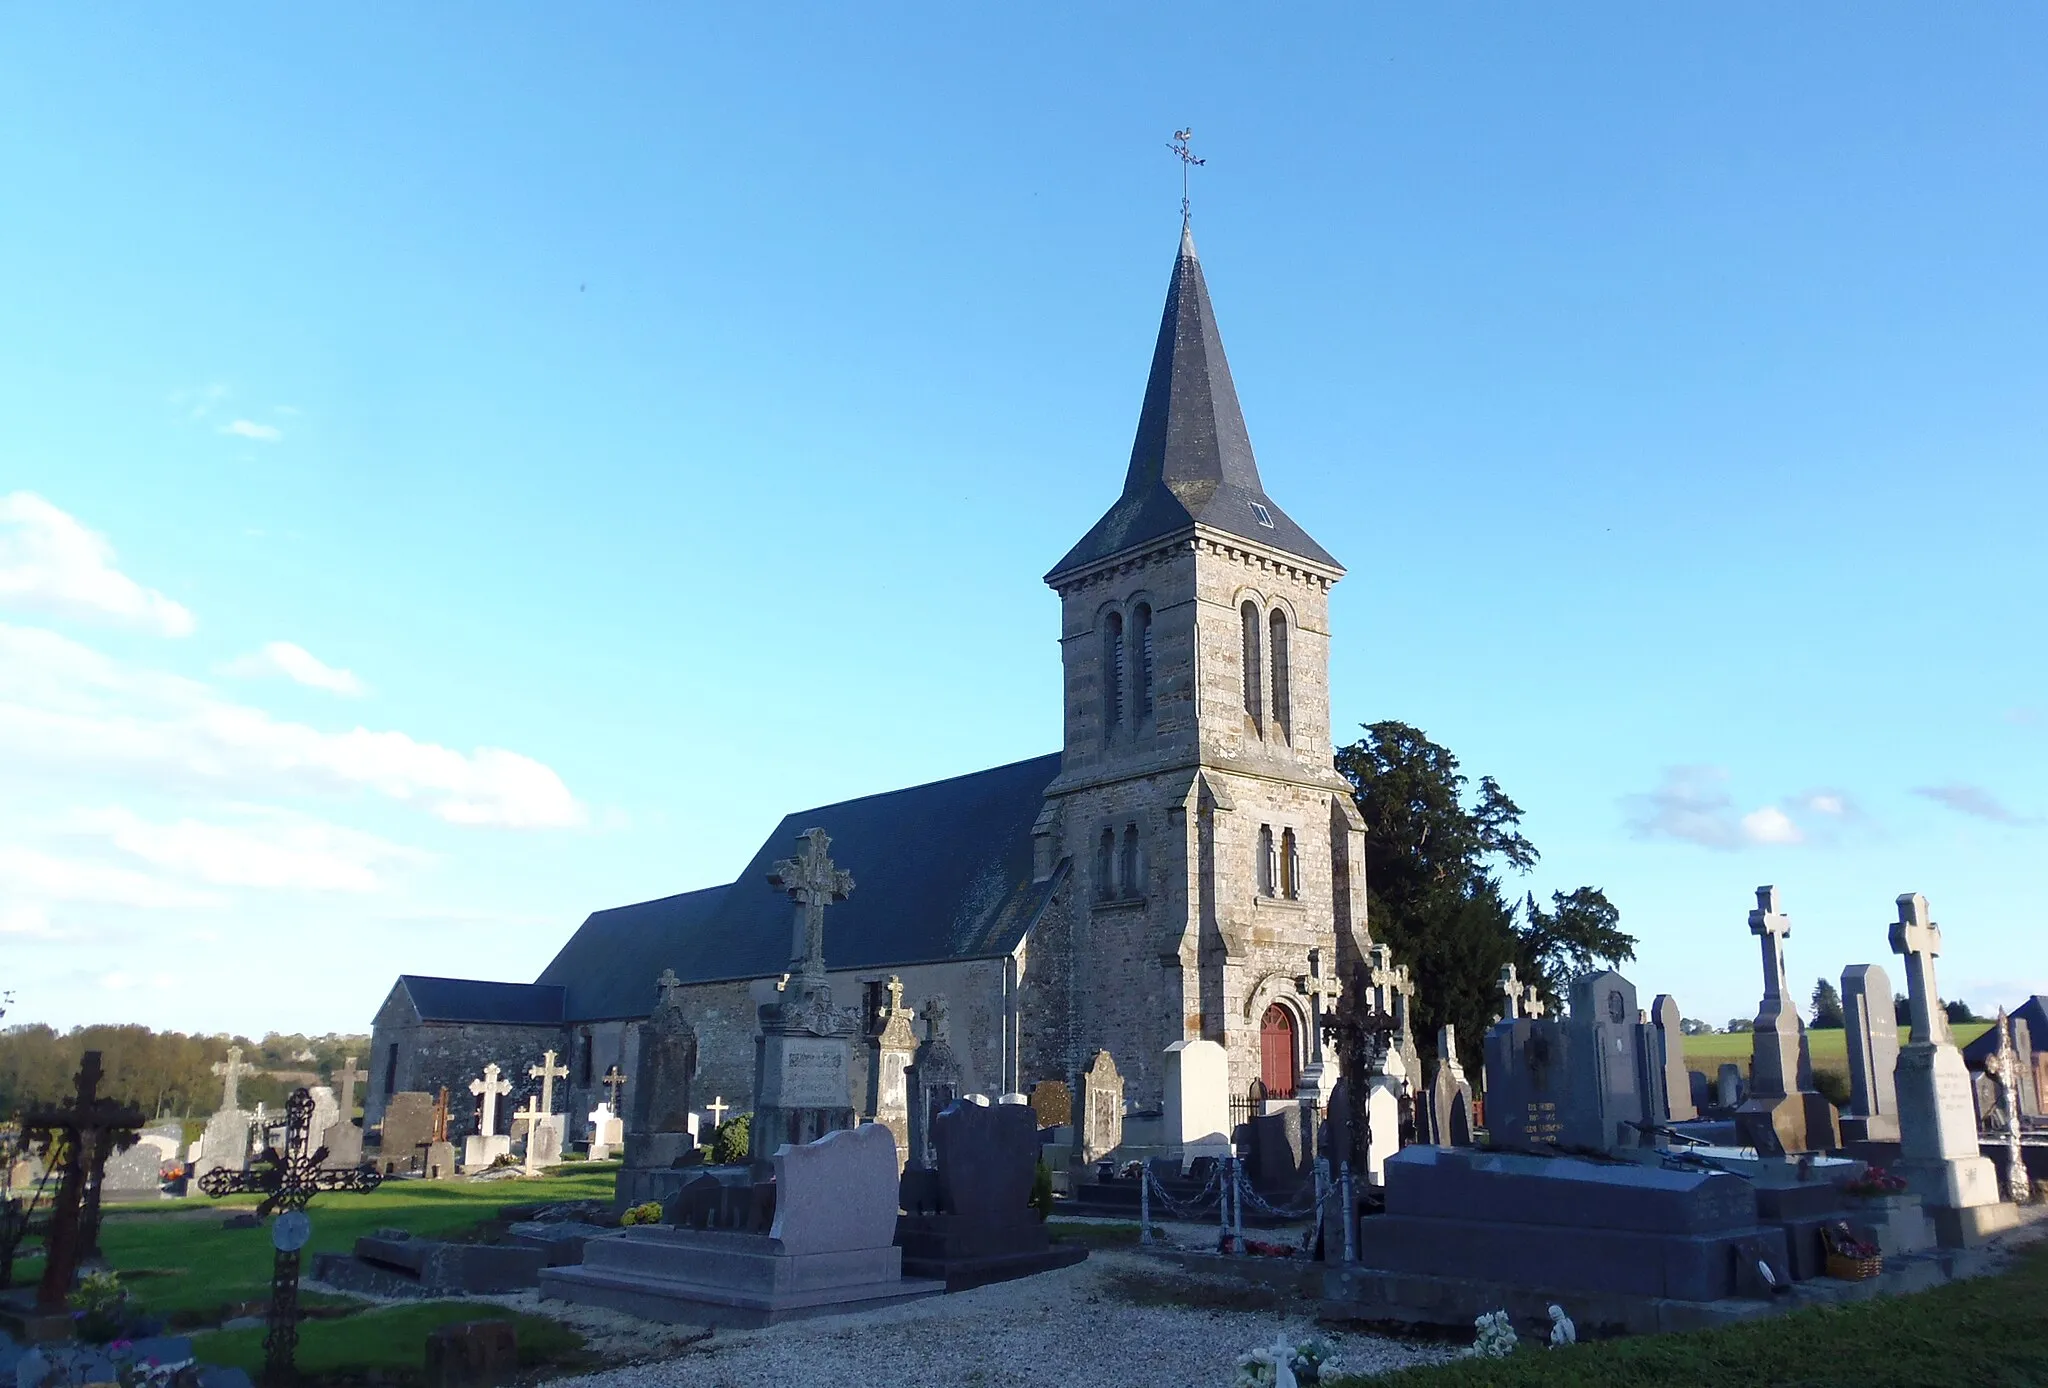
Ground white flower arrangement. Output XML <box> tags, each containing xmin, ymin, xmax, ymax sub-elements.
<box><xmin>1233</xmin><ymin>1334</ymin><xmax>1335</xmax><ymax>1388</ymax></box>
<box><xmin>1470</xmin><ymin>1309</ymin><xmax>1519</xmax><ymax>1359</ymax></box>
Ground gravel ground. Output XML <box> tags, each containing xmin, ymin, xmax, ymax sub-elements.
<box><xmin>520</xmin><ymin>1247</ymin><xmax>1456</xmax><ymax>1388</ymax></box>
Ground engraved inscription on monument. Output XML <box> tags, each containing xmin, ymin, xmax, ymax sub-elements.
<box><xmin>778</xmin><ymin>1041</ymin><xmax>849</xmax><ymax>1108</ymax></box>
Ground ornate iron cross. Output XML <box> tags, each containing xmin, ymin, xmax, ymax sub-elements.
<box><xmin>200</xmin><ymin>1087</ymin><xmax>381</xmax><ymax>1385</ymax></box>
<box><xmin>22</xmin><ymin>1050</ymin><xmax>142</xmax><ymax>1310</ymax></box>
<box><xmin>1169</xmin><ymin>127</ymin><xmax>1205</xmax><ymax>225</ymax></box>
<box><xmin>769</xmin><ymin>827</ymin><xmax>855</xmax><ymax>987</ymax></box>
<box><xmin>602</xmin><ymin>1064</ymin><xmax>628</xmax><ymax>1109</ymax></box>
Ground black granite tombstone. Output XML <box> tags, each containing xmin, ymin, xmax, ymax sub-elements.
<box><xmin>893</xmin><ymin>1100</ymin><xmax>1087</xmax><ymax>1291</ymax></box>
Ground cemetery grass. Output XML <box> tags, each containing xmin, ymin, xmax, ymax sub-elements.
<box><xmin>1341</xmin><ymin>1240</ymin><xmax>2048</xmax><ymax>1388</ymax></box>
<box><xmin>190</xmin><ymin>1301</ymin><xmax>589</xmax><ymax>1384</ymax></box>
<box><xmin>93</xmin><ymin>1165</ymin><xmax>619</xmax><ymax>1323</ymax></box>
<box><xmin>1682</xmin><ymin>1022</ymin><xmax>1992</xmax><ymax>1071</ymax></box>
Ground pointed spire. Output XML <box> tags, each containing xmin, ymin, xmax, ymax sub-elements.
<box><xmin>1048</xmin><ymin>229</ymin><xmax>1340</xmax><ymax>583</ymax></box>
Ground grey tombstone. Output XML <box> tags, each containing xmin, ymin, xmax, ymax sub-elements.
<box><xmin>895</xmin><ymin>1099</ymin><xmax>1088</xmax><ymax>1289</ymax></box>
<box><xmin>1888</xmin><ymin>893</ymin><xmax>2013</xmax><ymax>1245</ymax></box>
<box><xmin>862</xmin><ymin>975</ymin><xmax>919</xmax><ymax>1165</ymax></box>
<box><xmin>1427</xmin><ymin>1025</ymin><xmax>1474</xmax><ymax>1147</ymax></box>
<box><xmin>1482</xmin><ymin>1014</ymin><xmax>1569</xmax><ymax>1149</ymax></box>
<box><xmin>1563</xmin><ymin>969</ymin><xmax>1664</xmax><ymax>1151</ymax></box>
<box><xmin>1715</xmin><ymin>1064</ymin><xmax>1745</xmax><ymax>1111</ymax></box>
<box><xmin>629</xmin><ymin>970</ymin><xmax>700</xmax><ymax>1169</ymax></box>
<box><xmin>193</xmin><ymin>1045</ymin><xmax>259</xmax><ymax>1187</ymax></box>
<box><xmin>1250</xmin><ymin>1107</ymin><xmax>1311</xmax><ymax>1192</ymax></box>
<box><xmin>749</xmin><ymin>829</ymin><xmax>862</xmax><ymax>1161</ymax></box>
<box><xmin>377</xmin><ymin>1092</ymin><xmax>437</xmax><ymax>1174</ymax></box>
<box><xmin>1840</xmin><ymin>963</ymin><xmax>1902</xmax><ymax>1142</ymax></box>
<box><xmin>1733</xmin><ymin>887</ymin><xmax>1839</xmax><ymax>1154</ymax></box>
<box><xmin>100</xmin><ymin>1143</ymin><xmax>163</xmax><ymax>1202</ymax></box>
<box><xmin>1652</xmin><ymin>996</ymin><xmax>1696</xmax><ymax>1122</ymax></box>
<box><xmin>1076</xmin><ymin>1050</ymin><xmax>1123</xmax><ymax>1164</ymax></box>
<box><xmin>905</xmin><ymin>997</ymin><xmax>963</xmax><ymax>1168</ymax></box>
<box><xmin>2011</xmin><ymin>1016</ymin><xmax>2039</xmax><ymax>1117</ymax></box>
<box><xmin>324</xmin><ymin>1056</ymin><xmax>368</xmax><ymax>1169</ymax></box>
<box><xmin>1688</xmin><ymin>1070</ymin><xmax>1713</xmax><ymax>1115</ymax></box>
<box><xmin>307</xmin><ymin>1087</ymin><xmax>341</xmax><ymax>1153</ymax></box>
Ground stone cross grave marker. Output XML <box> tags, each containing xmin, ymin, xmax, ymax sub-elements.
<box><xmin>602</xmin><ymin>1064</ymin><xmax>627</xmax><ymax>1111</ymax></box>
<box><xmin>530</xmin><ymin>1049</ymin><xmax>569</xmax><ymax>1115</ymax></box>
<box><xmin>1498</xmin><ymin>963</ymin><xmax>1544</xmax><ymax>1022</ymax></box>
<box><xmin>22</xmin><ymin>1051</ymin><xmax>143</xmax><ymax>1311</ymax></box>
<box><xmin>1890</xmin><ymin>893</ymin><xmax>1949</xmax><ymax>1045</ymax></box>
<box><xmin>470</xmin><ymin>1064</ymin><xmax>511</xmax><ymax>1131</ymax></box>
<box><xmin>214</xmin><ymin>1045</ymin><xmax>259</xmax><ymax>1112</ymax></box>
<box><xmin>1736</xmin><ymin>886</ymin><xmax>1838</xmax><ymax>1153</ymax></box>
<box><xmin>706</xmin><ymin>1095</ymin><xmax>730</xmax><ymax>1128</ymax></box>
<box><xmin>513</xmin><ymin>1093</ymin><xmax>548</xmax><ymax>1176</ymax></box>
<box><xmin>1988</xmin><ymin>1010</ymin><xmax>2030</xmax><ymax>1202</ymax></box>
<box><xmin>323</xmin><ymin>1055</ymin><xmax>368</xmax><ymax>1167</ymax></box>
<box><xmin>200</xmin><ymin>1088</ymin><xmax>382</xmax><ymax>1386</ymax></box>
<box><xmin>770</xmin><ymin>826</ymin><xmax>856</xmax><ymax>990</ymax></box>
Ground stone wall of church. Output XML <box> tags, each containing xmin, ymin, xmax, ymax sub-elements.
<box><xmin>363</xmin><ymin>1009</ymin><xmax>563</xmax><ymax>1140</ymax></box>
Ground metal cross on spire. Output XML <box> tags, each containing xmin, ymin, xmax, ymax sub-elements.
<box><xmin>1169</xmin><ymin>127</ymin><xmax>1205</xmax><ymax>227</ymax></box>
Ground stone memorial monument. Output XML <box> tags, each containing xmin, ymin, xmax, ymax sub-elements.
<box><xmin>1077</xmin><ymin>1049</ymin><xmax>1123</xmax><ymax>1164</ymax></box>
<box><xmin>1162</xmin><ymin>1038</ymin><xmax>1230</xmax><ymax>1164</ymax></box>
<box><xmin>1840</xmin><ymin>963</ymin><xmax>1901</xmax><ymax>1143</ymax></box>
<box><xmin>750</xmin><ymin>829</ymin><xmax>862</xmax><ymax>1160</ymax></box>
<box><xmin>323</xmin><ymin>1056</ymin><xmax>368</xmax><ymax>1169</ymax></box>
<box><xmin>466</xmin><ymin>1063</ymin><xmax>513</xmax><ymax>1168</ymax></box>
<box><xmin>629</xmin><ymin>970</ymin><xmax>701</xmax><ymax>1168</ymax></box>
<box><xmin>528</xmin><ymin>1048</ymin><xmax>571</xmax><ymax>1159</ymax></box>
<box><xmin>1651</xmin><ymin>995</ymin><xmax>1696</xmax><ymax>1122</ymax></box>
<box><xmin>1733</xmin><ymin>887</ymin><xmax>1839</xmax><ymax>1154</ymax></box>
<box><xmin>1424</xmin><ymin>1025</ymin><xmax>1474</xmax><ymax>1147</ymax></box>
<box><xmin>587</xmin><ymin>1102</ymin><xmax>624</xmax><ymax>1161</ymax></box>
<box><xmin>1565</xmin><ymin>969</ymin><xmax>1666</xmax><ymax>1151</ymax></box>
<box><xmin>1483</xmin><ymin>969</ymin><xmax>1564</xmax><ymax>1150</ymax></box>
<box><xmin>862</xmin><ymin>975</ymin><xmax>919</xmax><ymax>1165</ymax></box>
<box><xmin>541</xmin><ymin>1121</ymin><xmax>943</xmax><ymax>1325</ymax></box>
<box><xmin>424</xmin><ymin>1088</ymin><xmax>458</xmax><ymax>1179</ymax></box>
<box><xmin>1292</xmin><ymin>946</ymin><xmax>1344</xmax><ymax>1107</ymax></box>
<box><xmin>1365</xmin><ymin>1050</ymin><xmax>1407</xmax><ymax>1182</ymax></box>
<box><xmin>194</xmin><ymin>1046</ymin><xmax>258</xmax><ymax>1187</ymax></box>
<box><xmin>1987</xmin><ymin>1010</ymin><xmax>2030</xmax><ymax>1202</ymax></box>
<box><xmin>377</xmin><ymin>1092</ymin><xmax>437</xmax><ymax>1174</ymax></box>
<box><xmin>905</xmin><ymin>997</ymin><xmax>963</xmax><ymax>1168</ymax></box>
<box><xmin>1890</xmin><ymin>893</ymin><xmax>2017</xmax><ymax>1245</ymax></box>
<box><xmin>896</xmin><ymin>1100</ymin><xmax>1088</xmax><ymax>1289</ymax></box>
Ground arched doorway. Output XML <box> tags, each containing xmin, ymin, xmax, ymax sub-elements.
<box><xmin>1259</xmin><ymin>1003</ymin><xmax>1298</xmax><ymax>1099</ymax></box>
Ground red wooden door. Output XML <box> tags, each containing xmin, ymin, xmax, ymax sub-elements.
<box><xmin>1260</xmin><ymin>1004</ymin><xmax>1298</xmax><ymax>1099</ymax></box>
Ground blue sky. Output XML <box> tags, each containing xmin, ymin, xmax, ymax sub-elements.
<box><xmin>2</xmin><ymin>6</ymin><xmax>2042</xmax><ymax>1038</ymax></box>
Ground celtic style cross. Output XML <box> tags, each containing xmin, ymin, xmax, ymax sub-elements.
<box><xmin>199</xmin><ymin>1087</ymin><xmax>381</xmax><ymax>1386</ymax></box>
<box><xmin>469</xmin><ymin>1062</ymin><xmax>511</xmax><ymax>1134</ymax></box>
<box><xmin>602</xmin><ymin>1064</ymin><xmax>628</xmax><ymax>1109</ymax></box>
<box><xmin>1169</xmin><ymin>127</ymin><xmax>1205</xmax><ymax>226</ymax></box>
<box><xmin>1748</xmin><ymin>885</ymin><xmax>1793</xmax><ymax>1004</ymax></box>
<box><xmin>1889</xmin><ymin>892</ymin><xmax>1947</xmax><ymax>1044</ymax></box>
<box><xmin>769</xmin><ymin>827</ymin><xmax>855</xmax><ymax>988</ymax></box>
<box><xmin>333</xmin><ymin>1055</ymin><xmax>367</xmax><ymax>1122</ymax></box>
<box><xmin>1296</xmin><ymin>947</ymin><xmax>1342</xmax><ymax>1061</ymax></box>
<box><xmin>529</xmin><ymin>1049</ymin><xmax>569</xmax><ymax>1113</ymax></box>
<box><xmin>214</xmin><ymin>1045</ymin><xmax>259</xmax><ymax>1111</ymax></box>
<box><xmin>921</xmin><ymin>995</ymin><xmax>951</xmax><ymax>1043</ymax></box>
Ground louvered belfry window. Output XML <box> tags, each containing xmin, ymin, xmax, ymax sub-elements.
<box><xmin>1240</xmin><ymin>601</ymin><xmax>1263</xmax><ymax>728</ymax></box>
<box><xmin>1269</xmin><ymin>609</ymin><xmax>1291</xmax><ymax>739</ymax></box>
<box><xmin>1104</xmin><ymin>611</ymin><xmax>1125</xmax><ymax>731</ymax></box>
<box><xmin>1135</xmin><ymin>604</ymin><xmax>1154</xmax><ymax>719</ymax></box>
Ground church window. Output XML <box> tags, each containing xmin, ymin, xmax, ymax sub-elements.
<box><xmin>383</xmin><ymin>1043</ymin><xmax>398</xmax><ymax>1096</ymax></box>
<box><xmin>1269</xmin><ymin>609</ymin><xmax>1291</xmax><ymax>740</ymax></box>
<box><xmin>1119</xmin><ymin>823</ymin><xmax>1141</xmax><ymax>898</ymax></box>
<box><xmin>1096</xmin><ymin>827</ymin><xmax>1117</xmax><ymax>901</ymax></box>
<box><xmin>1240</xmin><ymin>601</ymin><xmax>1263</xmax><ymax>729</ymax></box>
<box><xmin>1103</xmin><ymin>611</ymin><xmax>1125</xmax><ymax>731</ymax></box>
<box><xmin>1249</xmin><ymin>500</ymin><xmax>1276</xmax><ymax>529</ymax></box>
<box><xmin>1280</xmin><ymin>828</ymin><xmax>1300</xmax><ymax>899</ymax></box>
<box><xmin>1260</xmin><ymin>1004</ymin><xmax>1298</xmax><ymax>1098</ymax></box>
<box><xmin>580</xmin><ymin>1027</ymin><xmax>594</xmax><ymax>1085</ymax></box>
<box><xmin>1135</xmin><ymin>604</ymin><xmax>1154</xmax><ymax>720</ymax></box>
<box><xmin>1257</xmin><ymin>824</ymin><xmax>1276</xmax><ymax>897</ymax></box>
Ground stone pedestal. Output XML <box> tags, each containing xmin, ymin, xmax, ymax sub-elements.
<box><xmin>424</xmin><ymin>1141</ymin><xmax>458</xmax><ymax>1180</ymax></box>
<box><xmin>464</xmin><ymin>1134</ymin><xmax>511</xmax><ymax>1169</ymax></box>
<box><xmin>1162</xmin><ymin>1039</ymin><xmax>1230</xmax><ymax>1161</ymax></box>
<box><xmin>751</xmin><ymin>1028</ymin><xmax>857</xmax><ymax>1159</ymax></box>
<box><xmin>894</xmin><ymin>1102</ymin><xmax>1087</xmax><ymax>1290</ymax></box>
<box><xmin>1895</xmin><ymin>1041</ymin><xmax>2016</xmax><ymax>1245</ymax></box>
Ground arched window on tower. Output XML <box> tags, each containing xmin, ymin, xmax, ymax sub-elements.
<box><xmin>1280</xmin><ymin>828</ymin><xmax>1300</xmax><ymax>899</ymax></box>
<box><xmin>1257</xmin><ymin>824</ymin><xmax>1276</xmax><ymax>897</ymax></box>
<box><xmin>1120</xmin><ymin>823</ymin><xmax>1141</xmax><ymax>899</ymax></box>
<box><xmin>1240</xmin><ymin>601</ymin><xmax>1263</xmax><ymax>730</ymax></box>
<box><xmin>1135</xmin><ymin>604</ymin><xmax>1154</xmax><ymax>720</ymax></box>
<box><xmin>1269</xmin><ymin>609</ymin><xmax>1291</xmax><ymax>741</ymax></box>
<box><xmin>1103</xmin><ymin>611</ymin><xmax>1125</xmax><ymax>733</ymax></box>
<box><xmin>1096</xmin><ymin>827</ymin><xmax>1116</xmax><ymax>901</ymax></box>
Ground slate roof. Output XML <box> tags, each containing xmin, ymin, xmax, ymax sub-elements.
<box><xmin>533</xmin><ymin>885</ymin><xmax>733</xmax><ymax>1023</ymax></box>
<box><xmin>399</xmin><ymin>975</ymin><xmax>565</xmax><ymax>1025</ymax></box>
<box><xmin>533</xmin><ymin>753</ymin><xmax>1067</xmax><ymax>1013</ymax></box>
<box><xmin>1048</xmin><ymin>224</ymin><xmax>1341</xmax><ymax>583</ymax></box>
<box><xmin>1960</xmin><ymin>995</ymin><xmax>2048</xmax><ymax>1068</ymax></box>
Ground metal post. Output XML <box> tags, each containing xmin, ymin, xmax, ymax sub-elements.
<box><xmin>1231</xmin><ymin>1157</ymin><xmax>1245</xmax><ymax>1253</ymax></box>
<box><xmin>1218</xmin><ymin>1157</ymin><xmax>1231</xmax><ymax>1249</ymax></box>
<box><xmin>1340</xmin><ymin>1160</ymin><xmax>1356</xmax><ymax>1263</ymax></box>
<box><xmin>1139</xmin><ymin>1164</ymin><xmax>1154</xmax><ymax>1245</ymax></box>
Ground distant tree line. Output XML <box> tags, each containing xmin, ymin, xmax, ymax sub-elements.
<box><xmin>0</xmin><ymin>1025</ymin><xmax>370</xmax><ymax>1119</ymax></box>
<box><xmin>1717</xmin><ymin>981</ymin><xmax>1985</xmax><ymax>1034</ymax></box>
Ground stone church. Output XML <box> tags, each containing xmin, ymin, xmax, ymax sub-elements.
<box><xmin>365</xmin><ymin>224</ymin><xmax>1374</xmax><ymax>1141</ymax></box>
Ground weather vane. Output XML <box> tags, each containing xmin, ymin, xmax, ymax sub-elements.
<box><xmin>1169</xmin><ymin>127</ymin><xmax>1205</xmax><ymax>226</ymax></box>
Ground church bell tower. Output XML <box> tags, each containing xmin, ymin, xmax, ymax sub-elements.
<box><xmin>1034</xmin><ymin>225</ymin><xmax>1372</xmax><ymax>1109</ymax></box>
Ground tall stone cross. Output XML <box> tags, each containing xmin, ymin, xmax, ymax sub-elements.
<box><xmin>1748</xmin><ymin>885</ymin><xmax>1793</xmax><ymax>1007</ymax></box>
<box><xmin>213</xmin><ymin>1045</ymin><xmax>259</xmax><ymax>1112</ymax></box>
<box><xmin>602</xmin><ymin>1064</ymin><xmax>628</xmax><ymax>1109</ymax></box>
<box><xmin>1497</xmin><ymin>963</ymin><xmax>1544</xmax><ymax>1022</ymax></box>
<box><xmin>513</xmin><ymin>1093</ymin><xmax>547</xmax><ymax>1175</ymax></box>
<box><xmin>529</xmin><ymin>1049</ymin><xmax>570</xmax><ymax>1114</ymax></box>
<box><xmin>1295</xmin><ymin>947</ymin><xmax>1342</xmax><ymax>1061</ymax></box>
<box><xmin>333</xmin><ymin>1055</ymin><xmax>367</xmax><ymax>1121</ymax></box>
<box><xmin>769</xmin><ymin>827</ymin><xmax>855</xmax><ymax>987</ymax></box>
<box><xmin>1889</xmin><ymin>892</ymin><xmax>1948</xmax><ymax>1045</ymax></box>
<box><xmin>655</xmin><ymin>967</ymin><xmax>685</xmax><ymax>1008</ymax></box>
<box><xmin>922</xmin><ymin>995</ymin><xmax>952</xmax><ymax>1043</ymax></box>
<box><xmin>469</xmin><ymin>1062</ymin><xmax>512</xmax><ymax>1135</ymax></box>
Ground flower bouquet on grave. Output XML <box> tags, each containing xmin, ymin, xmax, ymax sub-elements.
<box><xmin>1822</xmin><ymin>1221</ymin><xmax>1883</xmax><ymax>1281</ymax></box>
<box><xmin>620</xmin><ymin>1201</ymin><xmax>664</xmax><ymax>1227</ymax></box>
<box><xmin>1845</xmin><ymin>1165</ymin><xmax>1908</xmax><ymax>1198</ymax></box>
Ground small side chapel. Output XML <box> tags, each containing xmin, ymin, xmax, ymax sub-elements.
<box><xmin>365</xmin><ymin>223</ymin><xmax>1374</xmax><ymax>1139</ymax></box>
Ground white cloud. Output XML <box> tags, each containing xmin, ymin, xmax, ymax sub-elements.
<box><xmin>0</xmin><ymin>623</ymin><xmax>585</xmax><ymax>828</ymax></box>
<box><xmin>1912</xmin><ymin>783</ymin><xmax>2030</xmax><ymax>825</ymax></box>
<box><xmin>0</xmin><ymin>844</ymin><xmax>221</xmax><ymax>908</ymax></box>
<box><xmin>223</xmin><ymin>641</ymin><xmax>368</xmax><ymax>698</ymax></box>
<box><xmin>171</xmin><ymin>383</ymin><xmax>230</xmax><ymax>422</ymax></box>
<box><xmin>220</xmin><ymin>420</ymin><xmax>283</xmax><ymax>443</ymax></box>
<box><xmin>0</xmin><ymin>493</ymin><xmax>196</xmax><ymax>636</ymax></box>
<box><xmin>1623</xmin><ymin>766</ymin><xmax>1818</xmax><ymax>849</ymax></box>
<box><xmin>70</xmin><ymin>805</ymin><xmax>425</xmax><ymax>893</ymax></box>
<box><xmin>0</xmin><ymin>903</ymin><xmax>60</xmax><ymax>938</ymax></box>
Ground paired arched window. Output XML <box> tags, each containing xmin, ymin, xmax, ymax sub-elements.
<box><xmin>1103</xmin><ymin>611</ymin><xmax>1125</xmax><ymax>732</ymax></box>
<box><xmin>1120</xmin><ymin>824</ymin><xmax>1140</xmax><ymax>897</ymax></box>
<box><xmin>1279</xmin><ymin>828</ymin><xmax>1300</xmax><ymax>900</ymax></box>
<box><xmin>1097</xmin><ymin>823</ymin><xmax>1144</xmax><ymax>901</ymax></box>
<box><xmin>1240</xmin><ymin>601</ymin><xmax>1263</xmax><ymax>728</ymax></box>
<box><xmin>1135</xmin><ymin>604</ymin><xmax>1154</xmax><ymax>719</ymax></box>
<box><xmin>1257</xmin><ymin>824</ymin><xmax>1277</xmax><ymax>896</ymax></box>
<box><xmin>1269</xmin><ymin>610</ymin><xmax>1291</xmax><ymax>740</ymax></box>
<box><xmin>1096</xmin><ymin>828</ymin><xmax>1116</xmax><ymax>901</ymax></box>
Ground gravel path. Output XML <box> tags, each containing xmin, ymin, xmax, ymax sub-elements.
<box><xmin>521</xmin><ymin>1249</ymin><xmax>1455</xmax><ymax>1388</ymax></box>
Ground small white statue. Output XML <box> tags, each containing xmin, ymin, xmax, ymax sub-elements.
<box><xmin>1547</xmin><ymin>1303</ymin><xmax>1576</xmax><ymax>1347</ymax></box>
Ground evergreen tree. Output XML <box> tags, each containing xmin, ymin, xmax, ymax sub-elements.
<box><xmin>1810</xmin><ymin>978</ymin><xmax>1846</xmax><ymax>1028</ymax></box>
